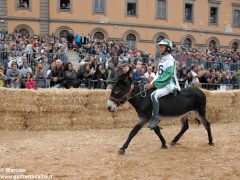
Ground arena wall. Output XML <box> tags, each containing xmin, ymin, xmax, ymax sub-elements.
<box><xmin>0</xmin><ymin>88</ymin><xmax>239</xmax><ymax>131</ymax></box>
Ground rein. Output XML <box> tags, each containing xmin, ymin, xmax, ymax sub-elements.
<box><xmin>109</xmin><ymin>84</ymin><xmax>147</xmax><ymax>105</ymax></box>
<box><xmin>128</xmin><ymin>84</ymin><xmax>147</xmax><ymax>100</ymax></box>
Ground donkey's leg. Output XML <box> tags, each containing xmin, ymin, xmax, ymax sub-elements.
<box><xmin>119</xmin><ymin>123</ymin><xmax>143</xmax><ymax>155</ymax></box>
<box><xmin>171</xmin><ymin>116</ymin><xmax>189</xmax><ymax>145</ymax></box>
<box><xmin>153</xmin><ymin>125</ymin><xmax>167</xmax><ymax>149</ymax></box>
<box><xmin>198</xmin><ymin>115</ymin><xmax>214</xmax><ymax>146</ymax></box>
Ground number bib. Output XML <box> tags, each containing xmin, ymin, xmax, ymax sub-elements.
<box><xmin>158</xmin><ymin>64</ymin><xmax>164</xmax><ymax>76</ymax></box>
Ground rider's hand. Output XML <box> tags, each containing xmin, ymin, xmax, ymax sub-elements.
<box><xmin>146</xmin><ymin>83</ymin><xmax>153</xmax><ymax>90</ymax></box>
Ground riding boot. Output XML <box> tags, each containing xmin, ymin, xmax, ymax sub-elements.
<box><xmin>148</xmin><ymin>98</ymin><xmax>160</xmax><ymax>129</ymax></box>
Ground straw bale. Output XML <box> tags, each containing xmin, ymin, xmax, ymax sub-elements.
<box><xmin>0</xmin><ymin>88</ymin><xmax>239</xmax><ymax>130</ymax></box>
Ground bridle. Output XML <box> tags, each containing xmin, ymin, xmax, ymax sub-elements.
<box><xmin>109</xmin><ymin>84</ymin><xmax>147</xmax><ymax>106</ymax></box>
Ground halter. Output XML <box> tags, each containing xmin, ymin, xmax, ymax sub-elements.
<box><xmin>109</xmin><ymin>84</ymin><xmax>147</xmax><ymax>106</ymax></box>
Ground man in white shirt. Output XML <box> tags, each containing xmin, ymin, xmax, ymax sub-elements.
<box><xmin>16</xmin><ymin>51</ymin><xmax>23</xmax><ymax>68</ymax></box>
<box><xmin>21</xmin><ymin>57</ymin><xmax>32</xmax><ymax>78</ymax></box>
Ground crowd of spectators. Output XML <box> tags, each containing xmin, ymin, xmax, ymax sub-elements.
<box><xmin>0</xmin><ymin>30</ymin><xmax>240</xmax><ymax>90</ymax></box>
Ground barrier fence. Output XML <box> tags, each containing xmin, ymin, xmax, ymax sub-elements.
<box><xmin>3</xmin><ymin>78</ymin><xmax>238</xmax><ymax>91</ymax></box>
<box><xmin>181</xmin><ymin>59</ymin><xmax>240</xmax><ymax>72</ymax></box>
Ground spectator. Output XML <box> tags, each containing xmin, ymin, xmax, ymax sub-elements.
<box><xmin>79</xmin><ymin>63</ymin><xmax>94</xmax><ymax>88</ymax></box>
<box><xmin>144</xmin><ymin>66</ymin><xmax>155</xmax><ymax>83</ymax></box>
<box><xmin>56</xmin><ymin>45</ymin><xmax>68</xmax><ymax>65</ymax></box>
<box><xmin>105</xmin><ymin>60</ymin><xmax>115</xmax><ymax>89</ymax></box>
<box><xmin>66</xmin><ymin>30</ymin><xmax>75</xmax><ymax>50</ymax></box>
<box><xmin>219</xmin><ymin>71</ymin><xmax>231</xmax><ymax>84</ymax></box>
<box><xmin>93</xmin><ymin>64</ymin><xmax>107</xmax><ymax>89</ymax></box>
<box><xmin>21</xmin><ymin>57</ymin><xmax>32</xmax><ymax>79</ymax></box>
<box><xmin>16</xmin><ymin>51</ymin><xmax>23</xmax><ymax>69</ymax></box>
<box><xmin>25</xmin><ymin>72</ymin><xmax>36</xmax><ymax>89</ymax></box>
<box><xmin>6</xmin><ymin>62</ymin><xmax>22</xmax><ymax>89</ymax></box>
<box><xmin>34</xmin><ymin>63</ymin><xmax>48</xmax><ymax>88</ymax></box>
<box><xmin>185</xmin><ymin>65</ymin><xmax>200</xmax><ymax>88</ymax></box>
<box><xmin>47</xmin><ymin>61</ymin><xmax>56</xmax><ymax>77</ymax></box>
<box><xmin>0</xmin><ymin>64</ymin><xmax>6</xmax><ymax>75</ymax></box>
<box><xmin>75</xmin><ymin>34</ymin><xmax>81</xmax><ymax>48</ymax></box>
<box><xmin>49</xmin><ymin>59</ymin><xmax>64</xmax><ymax>88</ymax></box>
<box><xmin>141</xmin><ymin>64</ymin><xmax>147</xmax><ymax>74</ymax></box>
<box><xmin>0</xmin><ymin>68</ymin><xmax>6</xmax><ymax>87</ymax></box>
<box><xmin>43</xmin><ymin>57</ymin><xmax>50</xmax><ymax>73</ymax></box>
<box><xmin>113</xmin><ymin>62</ymin><xmax>123</xmax><ymax>81</ymax></box>
<box><xmin>25</xmin><ymin>43</ymin><xmax>33</xmax><ymax>63</ymax></box>
<box><xmin>232</xmin><ymin>67</ymin><xmax>240</xmax><ymax>89</ymax></box>
<box><xmin>89</xmin><ymin>56</ymin><xmax>96</xmax><ymax>70</ymax></box>
<box><xmin>63</xmin><ymin>62</ymin><xmax>80</xmax><ymax>89</ymax></box>
<box><xmin>96</xmin><ymin>52</ymin><xmax>107</xmax><ymax>67</ymax></box>
<box><xmin>132</xmin><ymin>64</ymin><xmax>144</xmax><ymax>82</ymax></box>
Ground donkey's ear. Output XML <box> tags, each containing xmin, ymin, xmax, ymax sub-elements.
<box><xmin>123</xmin><ymin>66</ymin><xmax>130</xmax><ymax>73</ymax></box>
<box><xmin>117</xmin><ymin>64</ymin><xmax>132</xmax><ymax>82</ymax></box>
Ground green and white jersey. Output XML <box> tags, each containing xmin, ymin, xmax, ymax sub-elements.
<box><xmin>151</xmin><ymin>54</ymin><xmax>181</xmax><ymax>91</ymax></box>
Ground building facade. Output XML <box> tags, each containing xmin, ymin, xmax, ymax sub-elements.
<box><xmin>0</xmin><ymin>0</ymin><xmax>240</xmax><ymax>56</ymax></box>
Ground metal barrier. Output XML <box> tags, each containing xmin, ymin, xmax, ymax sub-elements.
<box><xmin>179</xmin><ymin>82</ymin><xmax>240</xmax><ymax>90</ymax></box>
<box><xmin>182</xmin><ymin>59</ymin><xmax>240</xmax><ymax>72</ymax></box>
<box><xmin>1</xmin><ymin>77</ymin><xmax>239</xmax><ymax>91</ymax></box>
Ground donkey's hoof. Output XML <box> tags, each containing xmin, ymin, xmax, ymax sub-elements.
<box><xmin>118</xmin><ymin>148</ymin><xmax>125</xmax><ymax>155</ymax></box>
<box><xmin>161</xmin><ymin>145</ymin><xmax>168</xmax><ymax>149</ymax></box>
<box><xmin>209</xmin><ymin>142</ymin><xmax>214</xmax><ymax>146</ymax></box>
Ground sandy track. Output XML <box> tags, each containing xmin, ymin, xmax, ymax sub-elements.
<box><xmin>0</xmin><ymin>123</ymin><xmax>239</xmax><ymax>180</ymax></box>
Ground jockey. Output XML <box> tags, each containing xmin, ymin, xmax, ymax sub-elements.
<box><xmin>146</xmin><ymin>39</ymin><xmax>181</xmax><ymax>129</ymax></box>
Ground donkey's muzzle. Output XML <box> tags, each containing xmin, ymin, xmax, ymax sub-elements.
<box><xmin>107</xmin><ymin>99</ymin><xmax>117</xmax><ymax>112</ymax></box>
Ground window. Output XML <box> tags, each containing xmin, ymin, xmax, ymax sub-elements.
<box><xmin>231</xmin><ymin>42</ymin><xmax>239</xmax><ymax>51</ymax></box>
<box><xmin>208</xmin><ymin>1</ymin><xmax>221</xmax><ymax>25</ymax></box>
<box><xmin>156</xmin><ymin>36</ymin><xmax>165</xmax><ymax>44</ymax></box>
<box><xmin>208</xmin><ymin>40</ymin><xmax>217</xmax><ymax>51</ymax></box>
<box><xmin>17</xmin><ymin>0</ymin><xmax>30</xmax><ymax>8</ymax></box>
<box><xmin>94</xmin><ymin>0</ymin><xmax>105</xmax><ymax>13</ymax></box>
<box><xmin>60</xmin><ymin>0</ymin><xmax>71</xmax><ymax>10</ymax></box>
<box><xmin>183</xmin><ymin>38</ymin><xmax>192</xmax><ymax>49</ymax></box>
<box><xmin>59</xmin><ymin>30</ymin><xmax>70</xmax><ymax>38</ymax></box>
<box><xmin>210</xmin><ymin>7</ymin><xmax>218</xmax><ymax>24</ymax></box>
<box><xmin>127</xmin><ymin>0</ymin><xmax>137</xmax><ymax>16</ymax></box>
<box><xmin>233</xmin><ymin>9</ymin><xmax>240</xmax><ymax>26</ymax></box>
<box><xmin>126</xmin><ymin>34</ymin><xmax>136</xmax><ymax>48</ymax></box>
<box><xmin>93</xmin><ymin>32</ymin><xmax>105</xmax><ymax>40</ymax></box>
<box><xmin>157</xmin><ymin>0</ymin><xmax>167</xmax><ymax>19</ymax></box>
<box><xmin>185</xmin><ymin>3</ymin><xmax>193</xmax><ymax>21</ymax></box>
<box><xmin>18</xmin><ymin>28</ymin><xmax>30</xmax><ymax>38</ymax></box>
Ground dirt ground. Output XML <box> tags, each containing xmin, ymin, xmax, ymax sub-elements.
<box><xmin>0</xmin><ymin>123</ymin><xmax>239</xmax><ymax>180</ymax></box>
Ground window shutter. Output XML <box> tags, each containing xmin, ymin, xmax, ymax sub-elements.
<box><xmin>234</xmin><ymin>10</ymin><xmax>240</xmax><ymax>25</ymax></box>
<box><xmin>157</xmin><ymin>0</ymin><xmax>166</xmax><ymax>18</ymax></box>
<box><xmin>95</xmin><ymin>0</ymin><xmax>105</xmax><ymax>12</ymax></box>
<box><xmin>100</xmin><ymin>0</ymin><xmax>105</xmax><ymax>11</ymax></box>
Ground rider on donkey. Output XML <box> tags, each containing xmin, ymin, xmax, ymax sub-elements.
<box><xmin>146</xmin><ymin>39</ymin><xmax>181</xmax><ymax>129</ymax></box>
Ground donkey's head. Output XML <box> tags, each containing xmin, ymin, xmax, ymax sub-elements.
<box><xmin>107</xmin><ymin>65</ymin><xmax>132</xmax><ymax>112</ymax></box>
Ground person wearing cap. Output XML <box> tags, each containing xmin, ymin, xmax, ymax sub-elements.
<box><xmin>146</xmin><ymin>39</ymin><xmax>181</xmax><ymax>129</ymax></box>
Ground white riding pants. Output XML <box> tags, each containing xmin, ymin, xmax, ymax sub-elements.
<box><xmin>150</xmin><ymin>84</ymin><xmax>173</xmax><ymax>101</ymax></box>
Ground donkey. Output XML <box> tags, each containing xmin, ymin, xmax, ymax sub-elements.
<box><xmin>107</xmin><ymin>68</ymin><xmax>214</xmax><ymax>155</ymax></box>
